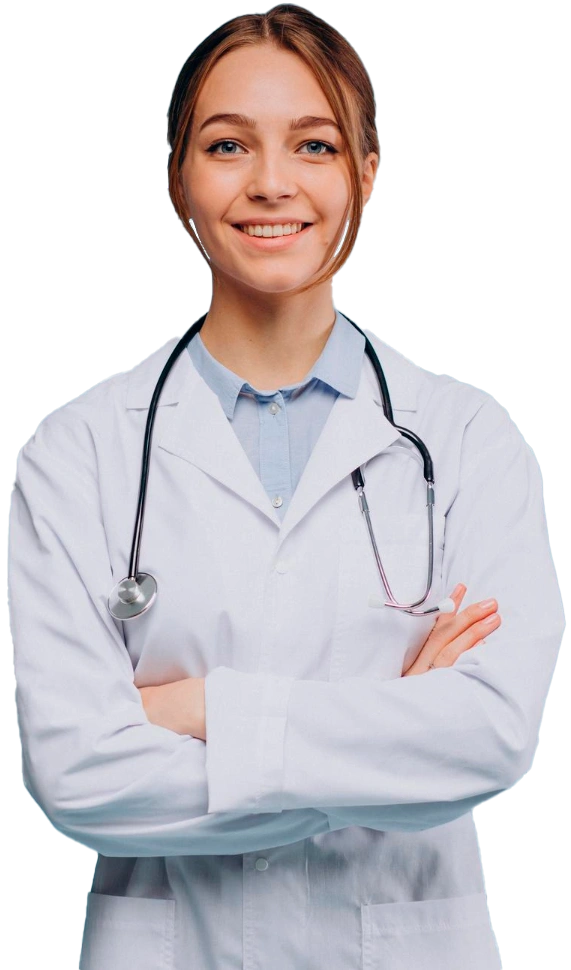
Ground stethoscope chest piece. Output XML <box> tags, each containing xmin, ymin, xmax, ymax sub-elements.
<box><xmin>108</xmin><ymin>573</ymin><xmax>157</xmax><ymax>620</ymax></box>
<box><xmin>106</xmin><ymin>311</ymin><xmax>453</xmax><ymax>621</ymax></box>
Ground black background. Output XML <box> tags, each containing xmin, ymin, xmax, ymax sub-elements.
<box><xmin>7</xmin><ymin>2</ymin><xmax>567</xmax><ymax>970</ymax></box>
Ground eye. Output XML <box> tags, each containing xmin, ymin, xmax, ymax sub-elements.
<box><xmin>298</xmin><ymin>140</ymin><xmax>338</xmax><ymax>156</ymax></box>
<box><xmin>206</xmin><ymin>138</ymin><xmax>339</xmax><ymax>157</ymax></box>
<box><xmin>206</xmin><ymin>140</ymin><xmax>246</xmax><ymax>155</ymax></box>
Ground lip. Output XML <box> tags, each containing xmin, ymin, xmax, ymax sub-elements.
<box><xmin>233</xmin><ymin>217</ymin><xmax>312</xmax><ymax>226</ymax></box>
<box><xmin>231</xmin><ymin>222</ymin><xmax>312</xmax><ymax>249</ymax></box>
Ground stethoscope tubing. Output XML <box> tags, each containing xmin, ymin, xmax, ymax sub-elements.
<box><xmin>108</xmin><ymin>312</ymin><xmax>451</xmax><ymax>620</ymax></box>
<box><xmin>128</xmin><ymin>313</ymin><xmax>207</xmax><ymax>581</ymax></box>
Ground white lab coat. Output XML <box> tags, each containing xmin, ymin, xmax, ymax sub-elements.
<box><xmin>8</xmin><ymin>327</ymin><xmax>565</xmax><ymax>970</ymax></box>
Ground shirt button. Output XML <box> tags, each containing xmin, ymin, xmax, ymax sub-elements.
<box><xmin>272</xmin><ymin>495</ymin><xmax>283</xmax><ymax>508</ymax></box>
<box><xmin>268</xmin><ymin>402</ymin><xmax>280</xmax><ymax>414</ymax></box>
<box><xmin>255</xmin><ymin>858</ymin><xmax>269</xmax><ymax>871</ymax></box>
<box><xmin>274</xmin><ymin>559</ymin><xmax>289</xmax><ymax>573</ymax></box>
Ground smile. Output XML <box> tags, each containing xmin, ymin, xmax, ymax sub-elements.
<box><xmin>232</xmin><ymin>222</ymin><xmax>313</xmax><ymax>252</ymax></box>
<box><xmin>234</xmin><ymin>222</ymin><xmax>312</xmax><ymax>237</ymax></box>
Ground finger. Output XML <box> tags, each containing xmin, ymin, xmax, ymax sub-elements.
<box><xmin>430</xmin><ymin>596</ymin><xmax>498</xmax><ymax>647</ymax></box>
<box><xmin>408</xmin><ymin>613</ymin><xmax>500</xmax><ymax>676</ymax></box>
<box><xmin>453</xmin><ymin>583</ymin><xmax>467</xmax><ymax>602</ymax></box>
<box><xmin>437</xmin><ymin>612</ymin><xmax>501</xmax><ymax>666</ymax></box>
<box><xmin>432</xmin><ymin>584</ymin><xmax>466</xmax><ymax>626</ymax></box>
<box><xmin>425</xmin><ymin>638</ymin><xmax>487</xmax><ymax>672</ymax></box>
<box><xmin>402</xmin><ymin>585</ymin><xmax>468</xmax><ymax>677</ymax></box>
<box><xmin>447</xmin><ymin>583</ymin><xmax>466</xmax><ymax>613</ymax></box>
<box><xmin>402</xmin><ymin>591</ymin><xmax>499</xmax><ymax>677</ymax></box>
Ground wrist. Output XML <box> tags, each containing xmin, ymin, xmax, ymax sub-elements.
<box><xmin>189</xmin><ymin>677</ymin><xmax>206</xmax><ymax>741</ymax></box>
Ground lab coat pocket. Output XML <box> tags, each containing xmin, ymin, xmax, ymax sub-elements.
<box><xmin>332</xmin><ymin>511</ymin><xmax>446</xmax><ymax>680</ymax></box>
<box><xmin>378</xmin><ymin>531</ymin><xmax>444</xmax><ymax>607</ymax></box>
<box><xmin>361</xmin><ymin>892</ymin><xmax>502</xmax><ymax>970</ymax></box>
<box><xmin>79</xmin><ymin>892</ymin><xmax>176</xmax><ymax>970</ymax></box>
<box><xmin>343</xmin><ymin>508</ymin><xmax>445</xmax><ymax>604</ymax></box>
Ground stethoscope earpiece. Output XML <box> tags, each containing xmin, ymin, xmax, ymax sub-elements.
<box><xmin>368</xmin><ymin>594</ymin><xmax>456</xmax><ymax>614</ymax></box>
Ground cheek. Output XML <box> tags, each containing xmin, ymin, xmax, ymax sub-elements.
<box><xmin>317</xmin><ymin>196</ymin><xmax>350</xmax><ymax>249</ymax></box>
<box><xmin>304</xmin><ymin>168</ymin><xmax>350</xmax><ymax>229</ymax></box>
<box><xmin>181</xmin><ymin>159</ymin><xmax>230</xmax><ymax>225</ymax></box>
<box><xmin>184</xmin><ymin>182</ymin><xmax>215</xmax><ymax>226</ymax></box>
<box><xmin>179</xmin><ymin>162</ymin><xmax>195</xmax><ymax>211</ymax></box>
<box><xmin>182</xmin><ymin>162</ymin><xmax>217</xmax><ymax>217</ymax></box>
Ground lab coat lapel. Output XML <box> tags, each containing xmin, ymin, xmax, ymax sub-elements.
<box><xmin>278</xmin><ymin>352</ymin><xmax>403</xmax><ymax>541</ymax></box>
<box><xmin>166</xmin><ymin>373</ymin><xmax>284</xmax><ymax>524</ymax></box>
<box><xmin>124</xmin><ymin>332</ymin><xmax>415</xmax><ymax>537</ymax></box>
<box><xmin>126</xmin><ymin>339</ymin><xmax>283</xmax><ymax>527</ymax></box>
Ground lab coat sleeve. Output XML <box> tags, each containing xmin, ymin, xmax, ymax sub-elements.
<box><xmin>8</xmin><ymin>411</ymin><xmax>330</xmax><ymax>857</ymax></box>
<box><xmin>204</xmin><ymin>394</ymin><xmax>566</xmax><ymax>829</ymax></box>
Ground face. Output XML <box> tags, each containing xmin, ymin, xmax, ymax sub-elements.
<box><xmin>179</xmin><ymin>43</ymin><xmax>378</xmax><ymax>295</ymax></box>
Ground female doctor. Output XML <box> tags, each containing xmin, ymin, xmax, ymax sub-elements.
<box><xmin>8</xmin><ymin>4</ymin><xmax>566</xmax><ymax>970</ymax></box>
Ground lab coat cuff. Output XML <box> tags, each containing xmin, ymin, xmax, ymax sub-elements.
<box><xmin>205</xmin><ymin>666</ymin><xmax>294</xmax><ymax>814</ymax></box>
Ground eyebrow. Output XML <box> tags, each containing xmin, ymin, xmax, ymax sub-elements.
<box><xmin>198</xmin><ymin>113</ymin><xmax>341</xmax><ymax>134</ymax></box>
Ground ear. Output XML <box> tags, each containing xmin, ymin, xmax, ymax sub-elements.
<box><xmin>361</xmin><ymin>152</ymin><xmax>379</xmax><ymax>206</ymax></box>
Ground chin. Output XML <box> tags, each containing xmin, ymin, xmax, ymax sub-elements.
<box><xmin>239</xmin><ymin>270</ymin><xmax>318</xmax><ymax>295</ymax></box>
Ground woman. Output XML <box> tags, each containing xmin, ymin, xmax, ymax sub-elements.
<box><xmin>8</xmin><ymin>5</ymin><xmax>565</xmax><ymax>969</ymax></box>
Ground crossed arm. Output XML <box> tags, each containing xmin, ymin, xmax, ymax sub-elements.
<box><xmin>139</xmin><ymin>676</ymin><xmax>207</xmax><ymax>741</ymax></box>
<box><xmin>137</xmin><ymin>585</ymin><xmax>501</xmax><ymax>742</ymax></box>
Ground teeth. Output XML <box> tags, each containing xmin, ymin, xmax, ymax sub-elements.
<box><xmin>240</xmin><ymin>222</ymin><xmax>305</xmax><ymax>237</ymax></box>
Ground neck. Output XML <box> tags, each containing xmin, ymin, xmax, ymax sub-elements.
<box><xmin>198</xmin><ymin>277</ymin><xmax>337</xmax><ymax>389</ymax></box>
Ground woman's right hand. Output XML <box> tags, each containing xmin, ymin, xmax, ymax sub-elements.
<box><xmin>402</xmin><ymin>584</ymin><xmax>501</xmax><ymax>677</ymax></box>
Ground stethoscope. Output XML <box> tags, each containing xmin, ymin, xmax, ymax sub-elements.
<box><xmin>107</xmin><ymin>312</ymin><xmax>455</xmax><ymax>621</ymax></box>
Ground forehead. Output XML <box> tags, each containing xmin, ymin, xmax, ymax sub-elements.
<box><xmin>194</xmin><ymin>43</ymin><xmax>333</xmax><ymax>122</ymax></box>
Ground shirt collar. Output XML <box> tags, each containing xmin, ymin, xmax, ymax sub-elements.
<box><xmin>186</xmin><ymin>309</ymin><xmax>365</xmax><ymax>420</ymax></box>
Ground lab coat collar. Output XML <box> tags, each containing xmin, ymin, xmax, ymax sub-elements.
<box><xmin>124</xmin><ymin>328</ymin><xmax>422</xmax><ymax>539</ymax></box>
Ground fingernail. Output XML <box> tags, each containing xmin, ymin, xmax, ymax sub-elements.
<box><xmin>452</xmin><ymin>583</ymin><xmax>464</xmax><ymax>596</ymax></box>
<box><xmin>480</xmin><ymin>598</ymin><xmax>496</xmax><ymax>609</ymax></box>
<box><xmin>483</xmin><ymin>612</ymin><xmax>499</xmax><ymax>625</ymax></box>
<box><xmin>473</xmin><ymin>638</ymin><xmax>486</xmax><ymax>647</ymax></box>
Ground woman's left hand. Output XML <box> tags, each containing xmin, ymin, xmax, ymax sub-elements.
<box><xmin>138</xmin><ymin>677</ymin><xmax>206</xmax><ymax>741</ymax></box>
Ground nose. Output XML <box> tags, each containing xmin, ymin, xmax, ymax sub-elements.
<box><xmin>245</xmin><ymin>148</ymin><xmax>297</xmax><ymax>203</ymax></box>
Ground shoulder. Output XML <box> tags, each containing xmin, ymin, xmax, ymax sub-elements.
<box><xmin>363</xmin><ymin>327</ymin><xmax>518</xmax><ymax>438</ymax></box>
<box><xmin>17</xmin><ymin>371</ymin><xmax>126</xmax><ymax>462</ymax></box>
<box><xmin>367</xmin><ymin>330</ymin><xmax>535</xmax><ymax>457</ymax></box>
<box><xmin>13</xmin><ymin>337</ymin><xmax>179</xmax><ymax>474</ymax></box>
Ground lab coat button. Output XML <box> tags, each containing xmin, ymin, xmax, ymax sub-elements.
<box><xmin>272</xmin><ymin>495</ymin><xmax>283</xmax><ymax>508</ymax></box>
<box><xmin>274</xmin><ymin>559</ymin><xmax>289</xmax><ymax>573</ymax></box>
<box><xmin>255</xmin><ymin>857</ymin><xmax>269</xmax><ymax>871</ymax></box>
<box><xmin>268</xmin><ymin>402</ymin><xmax>280</xmax><ymax>414</ymax></box>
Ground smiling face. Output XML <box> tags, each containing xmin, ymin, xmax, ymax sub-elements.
<box><xmin>179</xmin><ymin>42</ymin><xmax>377</xmax><ymax>296</ymax></box>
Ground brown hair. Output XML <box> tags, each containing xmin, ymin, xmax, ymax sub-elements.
<box><xmin>167</xmin><ymin>4</ymin><xmax>379</xmax><ymax>291</ymax></box>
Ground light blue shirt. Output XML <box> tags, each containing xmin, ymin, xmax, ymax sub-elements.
<box><xmin>9</xmin><ymin>305</ymin><xmax>565</xmax><ymax>970</ymax></box>
<box><xmin>186</xmin><ymin>309</ymin><xmax>365</xmax><ymax>518</ymax></box>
